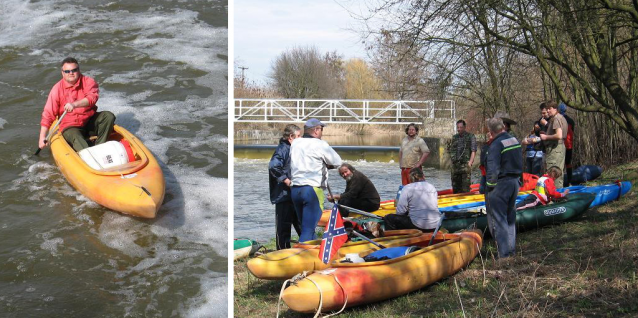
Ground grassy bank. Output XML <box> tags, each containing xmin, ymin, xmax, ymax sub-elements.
<box><xmin>234</xmin><ymin>162</ymin><xmax>638</xmax><ymax>317</ymax></box>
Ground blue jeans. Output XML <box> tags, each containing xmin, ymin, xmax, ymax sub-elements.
<box><xmin>291</xmin><ymin>186</ymin><xmax>323</xmax><ymax>242</ymax></box>
<box><xmin>486</xmin><ymin>177</ymin><xmax>520</xmax><ymax>258</ymax></box>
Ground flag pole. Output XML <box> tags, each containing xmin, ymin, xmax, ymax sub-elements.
<box><xmin>326</xmin><ymin>183</ymin><xmax>386</xmax><ymax>249</ymax></box>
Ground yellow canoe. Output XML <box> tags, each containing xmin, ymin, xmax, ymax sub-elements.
<box><xmin>282</xmin><ymin>229</ymin><xmax>483</xmax><ymax>313</ymax></box>
<box><xmin>246</xmin><ymin>229</ymin><xmax>446</xmax><ymax>280</ymax></box>
<box><xmin>50</xmin><ymin>124</ymin><xmax>165</xmax><ymax>218</ymax></box>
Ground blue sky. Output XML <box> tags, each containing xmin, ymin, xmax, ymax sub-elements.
<box><xmin>233</xmin><ymin>0</ymin><xmax>372</xmax><ymax>84</ymax></box>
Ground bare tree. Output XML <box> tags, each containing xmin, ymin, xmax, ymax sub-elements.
<box><xmin>270</xmin><ymin>46</ymin><xmax>345</xmax><ymax>98</ymax></box>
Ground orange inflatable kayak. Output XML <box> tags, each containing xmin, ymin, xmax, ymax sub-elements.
<box><xmin>246</xmin><ymin>229</ymin><xmax>447</xmax><ymax>280</ymax></box>
<box><xmin>281</xmin><ymin>229</ymin><xmax>483</xmax><ymax>313</ymax></box>
<box><xmin>49</xmin><ymin>123</ymin><xmax>165</xmax><ymax>218</ymax></box>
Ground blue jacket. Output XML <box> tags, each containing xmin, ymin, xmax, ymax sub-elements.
<box><xmin>269</xmin><ymin>138</ymin><xmax>293</xmax><ymax>204</ymax></box>
<box><xmin>486</xmin><ymin>131</ymin><xmax>523</xmax><ymax>190</ymax></box>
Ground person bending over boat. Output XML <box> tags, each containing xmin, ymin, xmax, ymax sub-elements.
<box><xmin>485</xmin><ymin>116</ymin><xmax>523</xmax><ymax>259</ymax></box>
<box><xmin>383</xmin><ymin>167</ymin><xmax>440</xmax><ymax>232</ymax></box>
<box><xmin>39</xmin><ymin>57</ymin><xmax>115</xmax><ymax>152</ymax></box>
<box><xmin>326</xmin><ymin>163</ymin><xmax>380</xmax><ymax>217</ymax></box>
<box><xmin>269</xmin><ymin>124</ymin><xmax>302</xmax><ymax>250</ymax></box>
<box><xmin>516</xmin><ymin>166</ymin><xmax>569</xmax><ymax>210</ymax></box>
<box><xmin>290</xmin><ymin>119</ymin><xmax>342</xmax><ymax>242</ymax></box>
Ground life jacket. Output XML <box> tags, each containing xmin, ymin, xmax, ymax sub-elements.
<box><xmin>520</xmin><ymin>173</ymin><xmax>540</xmax><ymax>191</ymax></box>
<box><xmin>533</xmin><ymin>176</ymin><xmax>551</xmax><ymax>204</ymax></box>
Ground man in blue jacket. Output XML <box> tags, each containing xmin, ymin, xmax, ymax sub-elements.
<box><xmin>269</xmin><ymin>124</ymin><xmax>302</xmax><ymax>249</ymax></box>
<box><xmin>485</xmin><ymin>117</ymin><xmax>523</xmax><ymax>259</ymax></box>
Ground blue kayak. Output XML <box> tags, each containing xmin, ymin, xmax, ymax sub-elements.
<box><xmin>570</xmin><ymin>165</ymin><xmax>603</xmax><ymax>185</ymax></box>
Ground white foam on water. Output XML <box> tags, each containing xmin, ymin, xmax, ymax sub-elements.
<box><xmin>39</xmin><ymin>237</ymin><xmax>64</xmax><ymax>256</ymax></box>
<box><xmin>0</xmin><ymin>117</ymin><xmax>7</xmax><ymax>129</ymax></box>
<box><xmin>184</xmin><ymin>276</ymin><xmax>228</xmax><ymax>318</ymax></box>
<box><xmin>0</xmin><ymin>0</ymin><xmax>70</xmax><ymax>48</ymax></box>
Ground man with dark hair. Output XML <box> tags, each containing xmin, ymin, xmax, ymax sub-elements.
<box><xmin>523</xmin><ymin>106</ymin><xmax>549</xmax><ymax>176</ymax></box>
<box><xmin>540</xmin><ymin>101</ymin><xmax>568</xmax><ymax>188</ymax></box>
<box><xmin>384</xmin><ymin>167</ymin><xmax>440</xmax><ymax>231</ymax></box>
<box><xmin>290</xmin><ymin>118</ymin><xmax>342</xmax><ymax>242</ymax></box>
<box><xmin>448</xmin><ymin>119</ymin><xmax>476</xmax><ymax>193</ymax></box>
<box><xmin>269</xmin><ymin>124</ymin><xmax>302</xmax><ymax>249</ymax></box>
<box><xmin>485</xmin><ymin>117</ymin><xmax>523</xmax><ymax>259</ymax></box>
<box><xmin>38</xmin><ymin>57</ymin><xmax>115</xmax><ymax>152</ymax></box>
<box><xmin>327</xmin><ymin>163</ymin><xmax>380</xmax><ymax>217</ymax></box>
<box><xmin>399</xmin><ymin>123</ymin><xmax>430</xmax><ymax>185</ymax></box>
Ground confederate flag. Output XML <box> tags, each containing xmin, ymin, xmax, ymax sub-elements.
<box><xmin>318</xmin><ymin>204</ymin><xmax>349</xmax><ymax>264</ymax></box>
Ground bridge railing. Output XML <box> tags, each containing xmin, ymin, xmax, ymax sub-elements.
<box><xmin>234</xmin><ymin>99</ymin><xmax>455</xmax><ymax>124</ymax></box>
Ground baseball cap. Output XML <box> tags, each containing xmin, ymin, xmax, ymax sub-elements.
<box><xmin>493</xmin><ymin>111</ymin><xmax>517</xmax><ymax>125</ymax></box>
<box><xmin>304</xmin><ymin>118</ymin><xmax>326</xmax><ymax>128</ymax></box>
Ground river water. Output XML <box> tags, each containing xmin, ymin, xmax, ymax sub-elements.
<box><xmin>234</xmin><ymin>145</ymin><xmax>479</xmax><ymax>242</ymax></box>
<box><xmin>0</xmin><ymin>1</ymin><xmax>227</xmax><ymax>317</ymax></box>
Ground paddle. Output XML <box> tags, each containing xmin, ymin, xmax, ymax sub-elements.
<box><xmin>338</xmin><ymin>204</ymin><xmax>383</xmax><ymax>220</ymax></box>
<box><xmin>35</xmin><ymin>110</ymin><xmax>67</xmax><ymax>156</ymax></box>
<box><xmin>326</xmin><ymin>183</ymin><xmax>386</xmax><ymax>249</ymax></box>
<box><xmin>427</xmin><ymin>212</ymin><xmax>446</xmax><ymax>246</ymax></box>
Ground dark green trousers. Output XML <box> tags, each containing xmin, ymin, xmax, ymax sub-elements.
<box><xmin>451</xmin><ymin>164</ymin><xmax>471</xmax><ymax>194</ymax></box>
<box><xmin>62</xmin><ymin>111</ymin><xmax>116</xmax><ymax>151</ymax></box>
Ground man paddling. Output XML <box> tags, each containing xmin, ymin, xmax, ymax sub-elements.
<box><xmin>38</xmin><ymin>57</ymin><xmax>115</xmax><ymax>152</ymax></box>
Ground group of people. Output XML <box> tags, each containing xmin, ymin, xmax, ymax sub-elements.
<box><xmin>268</xmin><ymin>119</ymin><xmax>381</xmax><ymax>250</ymax></box>
<box><xmin>268</xmin><ymin>101</ymin><xmax>575</xmax><ymax>259</ymax></box>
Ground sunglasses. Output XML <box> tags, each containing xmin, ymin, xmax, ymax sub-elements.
<box><xmin>62</xmin><ymin>68</ymin><xmax>79</xmax><ymax>74</ymax></box>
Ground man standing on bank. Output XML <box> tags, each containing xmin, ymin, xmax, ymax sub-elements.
<box><xmin>449</xmin><ymin>120</ymin><xmax>477</xmax><ymax>193</ymax></box>
<box><xmin>269</xmin><ymin>124</ymin><xmax>302</xmax><ymax>250</ymax></box>
<box><xmin>39</xmin><ymin>57</ymin><xmax>115</xmax><ymax>152</ymax></box>
<box><xmin>399</xmin><ymin>123</ymin><xmax>430</xmax><ymax>185</ymax></box>
<box><xmin>326</xmin><ymin>163</ymin><xmax>380</xmax><ymax>217</ymax></box>
<box><xmin>540</xmin><ymin>101</ymin><xmax>568</xmax><ymax>188</ymax></box>
<box><xmin>290</xmin><ymin>119</ymin><xmax>342</xmax><ymax>242</ymax></box>
<box><xmin>485</xmin><ymin>117</ymin><xmax>523</xmax><ymax>259</ymax></box>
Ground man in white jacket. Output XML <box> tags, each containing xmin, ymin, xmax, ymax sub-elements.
<box><xmin>290</xmin><ymin>118</ymin><xmax>342</xmax><ymax>242</ymax></box>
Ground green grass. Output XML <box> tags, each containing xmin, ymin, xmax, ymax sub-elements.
<box><xmin>234</xmin><ymin>161</ymin><xmax>638</xmax><ymax>317</ymax></box>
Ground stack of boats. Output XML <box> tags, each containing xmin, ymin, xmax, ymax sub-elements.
<box><xmin>240</xmin><ymin>180</ymin><xmax>631</xmax><ymax>314</ymax></box>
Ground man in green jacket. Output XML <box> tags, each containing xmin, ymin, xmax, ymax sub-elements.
<box><xmin>448</xmin><ymin>120</ymin><xmax>476</xmax><ymax>193</ymax></box>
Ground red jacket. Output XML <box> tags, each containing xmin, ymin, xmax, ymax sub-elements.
<box><xmin>532</xmin><ymin>174</ymin><xmax>565</xmax><ymax>204</ymax></box>
<box><xmin>40</xmin><ymin>75</ymin><xmax>99</xmax><ymax>132</ymax></box>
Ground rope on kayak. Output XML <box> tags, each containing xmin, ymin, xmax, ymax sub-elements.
<box><xmin>321</xmin><ymin>273</ymin><xmax>348</xmax><ymax>318</ymax></box>
<box><xmin>276</xmin><ymin>271</ymin><xmax>322</xmax><ymax>318</ymax></box>
<box><xmin>256</xmin><ymin>247</ymin><xmax>311</xmax><ymax>261</ymax></box>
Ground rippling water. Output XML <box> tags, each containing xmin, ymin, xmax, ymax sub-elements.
<box><xmin>234</xmin><ymin>158</ymin><xmax>469</xmax><ymax>242</ymax></box>
<box><xmin>0</xmin><ymin>0</ymin><xmax>227</xmax><ymax>317</ymax></box>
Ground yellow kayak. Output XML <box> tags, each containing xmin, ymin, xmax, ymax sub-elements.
<box><xmin>246</xmin><ymin>229</ymin><xmax>444</xmax><ymax>280</ymax></box>
<box><xmin>50</xmin><ymin>123</ymin><xmax>165</xmax><ymax>218</ymax></box>
<box><xmin>282</xmin><ymin>229</ymin><xmax>483</xmax><ymax>313</ymax></box>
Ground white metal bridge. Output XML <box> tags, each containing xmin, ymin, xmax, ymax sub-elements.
<box><xmin>234</xmin><ymin>99</ymin><xmax>456</xmax><ymax>125</ymax></box>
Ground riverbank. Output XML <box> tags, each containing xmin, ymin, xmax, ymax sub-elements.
<box><xmin>233</xmin><ymin>161</ymin><xmax>638</xmax><ymax>317</ymax></box>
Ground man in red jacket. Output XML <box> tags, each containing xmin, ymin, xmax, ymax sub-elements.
<box><xmin>38</xmin><ymin>57</ymin><xmax>115</xmax><ymax>152</ymax></box>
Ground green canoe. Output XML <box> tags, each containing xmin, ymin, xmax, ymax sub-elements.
<box><xmin>442</xmin><ymin>192</ymin><xmax>596</xmax><ymax>234</ymax></box>
<box><xmin>233</xmin><ymin>239</ymin><xmax>262</xmax><ymax>261</ymax></box>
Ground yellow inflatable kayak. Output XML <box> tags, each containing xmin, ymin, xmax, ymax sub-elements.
<box><xmin>281</xmin><ymin>229</ymin><xmax>483</xmax><ymax>313</ymax></box>
<box><xmin>49</xmin><ymin>123</ymin><xmax>165</xmax><ymax>218</ymax></box>
<box><xmin>246</xmin><ymin>229</ymin><xmax>445</xmax><ymax>280</ymax></box>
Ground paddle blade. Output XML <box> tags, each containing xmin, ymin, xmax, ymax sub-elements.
<box><xmin>34</xmin><ymin>148</ymin><xmax>42</xmax><ymax>156</ymax></box>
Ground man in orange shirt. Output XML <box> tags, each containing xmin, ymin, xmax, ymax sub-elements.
<box><xmin>38</xmin><ymin>57</ymin><xmax>115</xmax><ymax>152</ymax></box>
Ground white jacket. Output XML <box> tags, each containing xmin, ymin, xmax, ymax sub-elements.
<box><xmin>290</xmin><ymin>136</ymin><xmax>342</xmax><ymax>188</ymax></box>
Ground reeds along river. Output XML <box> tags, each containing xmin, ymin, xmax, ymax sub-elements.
<box><xmin>0</xmin><ymin>0</ymin><xmax>228</xmax><ymax>317</ymax></box>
